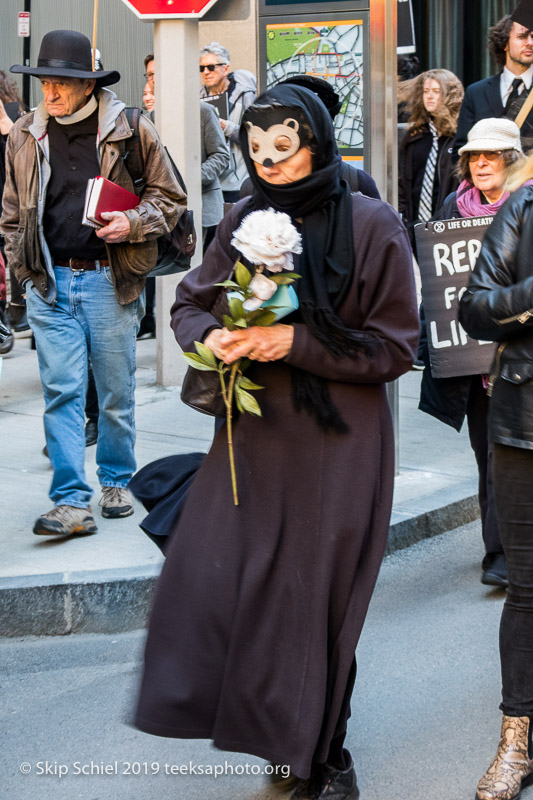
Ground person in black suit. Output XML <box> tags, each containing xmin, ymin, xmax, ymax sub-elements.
<box><xmin>454</xmin><ymin>1</ymin><xmax>533</xmax><ymax>158</ymax></box>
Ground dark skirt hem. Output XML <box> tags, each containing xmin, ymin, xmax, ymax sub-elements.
<box><xmin>134</xmin><ymin>716</ymin><xmax>311</xmax><ymax>778</ymax></box>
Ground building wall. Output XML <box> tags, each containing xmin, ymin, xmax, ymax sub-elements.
<box><xmin>412</xmin><ymin>0</ymin><xmax>517</xmax><ymax>85</ymax></box>
<box><xmin>1</xmin><ymin>0</ymin><xmax>256</xmax><ymax>109</ymax></box>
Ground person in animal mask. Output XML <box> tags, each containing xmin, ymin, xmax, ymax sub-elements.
<box><xmin>134</xmin><ymin>84</ymin><xmax>419</xmax><ymax>800</ymax></box>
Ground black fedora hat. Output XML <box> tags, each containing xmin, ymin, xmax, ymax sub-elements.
<box><xmin>10</xmin><ymin>30</ymin><xmax>120</xmax><ymax>86</ymax></box>
<box><xmin>512</xmin><ymin>0</ymin><xmax>533</xmax><ymax>31</ymax></box>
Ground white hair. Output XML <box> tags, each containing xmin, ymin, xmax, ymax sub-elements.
<box><xmin>199</xmin><ymin>42</ymin><xmax>230</xmax><ymax>64</ymax></box>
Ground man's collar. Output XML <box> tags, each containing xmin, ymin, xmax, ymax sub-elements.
<box><xmin>502</xmin><ymin>64</ymin><xmax>533</xmax><ymax>90</ymax></box>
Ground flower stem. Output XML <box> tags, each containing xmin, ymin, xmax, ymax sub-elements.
<box><xmin>223</xmin><ymin>361</ymin><xmax>240</xmax><ymax>506</ymax></box>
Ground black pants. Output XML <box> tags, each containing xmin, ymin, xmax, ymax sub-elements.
<box><xmin>493</xmin><ymin>444</ymin><xmax>533</xmax><ymax>717</ymax></box>
<box><xmin>466</xmin><ymin>378</ymin><xmax>502</xmax><ymax>555</ymax></box>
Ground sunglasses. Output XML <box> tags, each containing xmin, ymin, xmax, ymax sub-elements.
<box><xmin>468</xmin><ymin>150</ymin><xmax>504</xmax><ymax>162</ymax></box>
<box><xmin>199</xmin><ymin>63</ymin><xmax>226</xmax><ymax>73</ymax></box>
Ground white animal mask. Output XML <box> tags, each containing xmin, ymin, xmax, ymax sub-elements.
<box><xmin>245</xmin><ymin>118</ymin><xmax>301</xmax><ymax>166</ymax></box>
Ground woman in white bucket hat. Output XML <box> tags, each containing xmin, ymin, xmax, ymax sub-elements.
<box><xmin>419</xmin><ymin>117</ymin><xmax>525</xmax><ymax>594</ymax></box>
<box><xmin>460</xmin><ymin>109</ymin><xmax>533</xmax><ymax>798</ymax></box>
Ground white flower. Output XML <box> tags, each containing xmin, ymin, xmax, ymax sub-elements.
<box><xmin>249</xmin><ymin>273</ymin><xmax>278</xmax><ymax>300</ymax></box>
<box><xmin>231</xmin><ymin>208</ymin><xmax>302</xmax><ymax>272</ymax></box>
<box><xmin>242</xmin><ymin>273</ymin><xmax>278</xmax><ymax>312</ymax></box>
<box><xmin>242</xmin><ymin>296</ymin><xmax>264</xmax><ymax>312</ymax></box>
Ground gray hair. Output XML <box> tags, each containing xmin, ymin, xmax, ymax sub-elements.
<box><xmin>199</xmin><ymin>41</ymin><xmax>230</xmax><ymax>64</ymax></box>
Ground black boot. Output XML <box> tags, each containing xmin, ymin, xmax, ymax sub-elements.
<box><xmin>0</xmin><ymin>306</ymin><xmax>14</xmax><ymax>355</ymax></box>
<box><xmin>7</xmin><ymin>301</ymin><xmax>29</xmax><ymax>332</ymax></box>
<box><xmin>481</xmin><ymin>552</ymin><xmax>508</xmax><ymax>588</ymax></box>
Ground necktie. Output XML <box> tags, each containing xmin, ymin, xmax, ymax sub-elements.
<box><xmin>418</xmin><ymin>120</ymin><xmax>439</xmax><ymax>223</ymax></box>
<box><xmin>505</xmin><ymin>77</ymin><xmax>524</xmax><ymax>113</ymax></box>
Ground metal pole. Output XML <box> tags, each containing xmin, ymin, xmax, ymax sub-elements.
<box><xmin>154</xmin><ymin>20</ymin><xmax>203</xmax><ymax>386</ymax></box>
<box><xmin>22</xmin><ymin>0</ymin><xmax>31</xmax><ymax>109</ymax></box>
<box><xmin>370</xmin><ymin>0</ymin><xmax>400</xmax><ymax>473</ymax></box>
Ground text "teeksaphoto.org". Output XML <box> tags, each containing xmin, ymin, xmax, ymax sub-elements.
<box><xmin>20</xmin><ymin>760</ymin><xmax>291</xmax><ymax>779</ymax></box>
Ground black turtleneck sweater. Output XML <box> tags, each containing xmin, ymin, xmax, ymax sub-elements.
<box><xmin>44</xmin><ymin>108</ymin><xmax>107</xmax><ymax>261</ymax></box>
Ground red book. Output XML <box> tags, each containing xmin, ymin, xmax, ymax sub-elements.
<box><xmin>82</xmin><ymin>176</ymin><xmax>138</xmax><ymax>228</ymax></box>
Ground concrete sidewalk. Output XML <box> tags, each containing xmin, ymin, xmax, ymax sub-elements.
<box><xmin>0</xmin><ymin>335</ymin><xmax>480</xmax><ymax>636</ymax></box>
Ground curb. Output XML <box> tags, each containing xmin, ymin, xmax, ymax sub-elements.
<box><xmin>0</xmin><ymin>498</ymin><xmax>480</xmax><ymax>638</ymax></box>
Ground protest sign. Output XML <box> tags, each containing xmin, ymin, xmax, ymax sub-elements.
<box><xmin>415</xmin><ymin>216</ymin><xmax>497</xmax><ymax>378</ymax></box>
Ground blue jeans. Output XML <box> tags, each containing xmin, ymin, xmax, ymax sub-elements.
<box><xmin>26</xmin><ymin>265</ymin><xmax>144</xmax><ymax>508</ymax></box>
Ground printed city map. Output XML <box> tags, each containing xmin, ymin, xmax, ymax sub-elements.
<box><xmin>266</xmin><ymin>20</ymin><xmax>365</xmax><ymax>159</ymax></box>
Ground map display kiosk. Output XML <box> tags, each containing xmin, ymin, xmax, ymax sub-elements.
<box><xmin>258</xmin><ymin>0</ymin><xmax>397</xmax><ymax>205</ymax></box>
<box><xmin>259</xmin><ymin>0</ymin><xmax>401</xmax><ymax>465</ymax></box>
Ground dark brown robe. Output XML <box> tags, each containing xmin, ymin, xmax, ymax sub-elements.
<box><xmin>135</xmin><ymin>194</ymin><xmax>419</xmax><ymax>778</ymax></box>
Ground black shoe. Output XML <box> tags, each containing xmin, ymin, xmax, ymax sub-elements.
<box><xmin>290</xmin><ymin>762</ymin><xmax>359</xmax><ymax>800</ymax></box>
<box><xmin>7</xmin><ymin>302</ymin><xmax>30</xmax><ymax>332</ymax></box>
<box><xmin>85</xmin><ymin>420</ymin><xmax>98</xmax><ymax>447</ymax></box>
<box><xmin>268</xmin><ymin>763</ymin><xmax>300</xmax><ymax>792</ymax></box>
<box><xmin>481</xmin><ymin>552</ymin><xmax>508</xmax><ymax>588</ymax></box>
<box><xmin>137</xmin><ymin>314</ymin><xmax>155</xmax><ymax>339</ymax></box>
<box><xmin>290</xmin><ymin>765</ymin><xmax>323</xmax><ymax>799</ymax></box>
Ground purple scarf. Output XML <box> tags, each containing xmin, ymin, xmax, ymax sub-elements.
<box><xmin>455</xmin><ymin>180</ymin><xmax>509</xmax><ymax>217</ymax></box>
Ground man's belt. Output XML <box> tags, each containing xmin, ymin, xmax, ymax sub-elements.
<box><xmin>56</xmin><ymin>258</ymin><xmax>109</xmax><ymax>271</ymax></box>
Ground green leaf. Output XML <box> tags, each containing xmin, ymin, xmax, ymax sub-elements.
<box><xmin>228</xmin><ymin>296</ymin><xmax>245</xmax><ymax>321</ymax></box>
<box><xmin>235</xmin><ymin>385</ymin><xmax>262</xmax><ymax>416</ymax></box>
<box><xmin>234</xmin><ymin>391</ymin><xmax>244</xmax><ymax>414</ymax></box>
<box><xmin>195</xmin><ymin>341</ymin><xmax>218</xmax><ymax>368</ymax></box>
<box><xmin>214</xmin><ymin>280</ymin><xmax>240</xmax><ymax>289</ymax></box>
<box><xmin>238</xmin><ymin>376</ymin><xmax>264</xmax><ymax>391</ymax></box>
<box><xmin>233</xmin><ymin>318</ymin><xmax>248</xmax><ymax>328</ymax></box>
<box><xmin>252</xmin><ymin>310</ymin><xmax>278</xmax><ymax>327</ymax></box>
<box><xmin>269</xmin><ymin>272</ymin><xmax>301</xmax><ymax>283</ymax></box>
<box><xmin>222</xmin><ymin>314</ymin><xmax>237</xmax><ymax>331</ymax></box>
<box><xmin>239</xmin><ymin>358</ymin><xmax>251</xmax><ymax>372</ymax></box>
<box><xmin>182</xmin><ymin>353</ymin><xmax>218</xmax><ymax>372</ymax></box>
<box><xmin>235</xmin><ymin>261</ymin><xmax>252</xmax><ymax>290</ymax></box>
<box><xmin>269</xmin><ymin>275</ymin><xmax>296</xmax><ymax>286</ymax></box>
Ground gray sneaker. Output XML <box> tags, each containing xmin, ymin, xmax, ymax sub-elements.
<box><xmin>99</xmin><ymin>487</ymin><xmax>134</xmax><ymax>519</ymax></box>
<box><xmin>33</xmin><ymin>505</ymin><xmax>98</xmax><ymax>536</ymax></box>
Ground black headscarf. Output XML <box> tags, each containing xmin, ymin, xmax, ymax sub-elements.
<box><xmin>239</xmin><ymin>84</ymin><xmax>376</xmax><ymax>432</ymax></box>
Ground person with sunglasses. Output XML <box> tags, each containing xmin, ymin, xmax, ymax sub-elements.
<box><xmin>459</xmin><ymin>121</ymin><xmax>533</xmax><ymax>800</ymax></box>
<box><xmin>199</xmin><ymin>42</ymin><xmax>256</xmax><ymax>202</ymax></box>
<box><xmin>419</xmin><ymin>117</ymin><xmax>525</xmax><ymax>590</ymax></box>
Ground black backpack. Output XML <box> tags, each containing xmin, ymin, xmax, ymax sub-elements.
<box><xmin>123</xmin><ymin>107</ymin><xmax>197</xmax><ymax>276</ymax></box>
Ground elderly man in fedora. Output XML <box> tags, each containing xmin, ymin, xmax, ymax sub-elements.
<box><xmin>0</xmin><ymin>30</ymin><xmax>185</xmax><ymax>537</ymax></box>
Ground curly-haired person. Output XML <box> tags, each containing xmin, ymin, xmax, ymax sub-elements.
<box><xmin>398</xmin><ymin>68</ymin><xmax>464</xmax><ymax>246</ymax></box>
<box><xmin>454</xmin><ymin>1</ymin><xmax>533</xmax><ymax>158</ymax></box>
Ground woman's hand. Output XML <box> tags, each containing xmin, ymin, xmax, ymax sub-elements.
<box><xmin>204</xmin><ymin>324</ymin><xmax>294</xmax><ymax>365</ymax></box>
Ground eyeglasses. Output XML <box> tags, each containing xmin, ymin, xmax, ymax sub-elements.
<box><xmin>199</xmin><ymin>63</ymin><xmax>226</xmax><ymax>73</ymax></box>
<box><xmin>468</xmin><ymin>150</ymin><xmax>504</xmax><ymax>162</ymax></box>
<box><xmin>144</xmin><ymin>72</ymin><xmax>154</xmax><ymax>80</ymax></box>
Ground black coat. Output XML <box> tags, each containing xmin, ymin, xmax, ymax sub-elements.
<box><xmin>459</xmin><ymin>184</ymin><xmax>533</xmax><ymax>449</ymax></box>
<box><xmin>135</xmin><ymin>196</ymin><xmax>419</xmax><ymax>778</ymax></box>
<box><xmin>418</xmin><ymin>191</ymin><xmax>478</xmax><ymax>431</ymax></box>
<box><xmin>454</xmin><ymin>74</ymin><xmax>533</xmax><ymax>159</ymax></box>
<box><xmin>399</xmin><ymin>126</ymin><xmax>457</xmax><ymax>247</ymax></box>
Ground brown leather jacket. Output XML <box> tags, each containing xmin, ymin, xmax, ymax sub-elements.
<box><xmin>0</xmin><ymin>88</ymin><xmax>186</xmax><ymax>305</ymax></box>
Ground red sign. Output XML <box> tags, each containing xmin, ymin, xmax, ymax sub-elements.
<box><xmin>18</xmin><ymin>11</ymin><xmax>30</xmax><ymax>37</ymax></box>
<box><xmin>120</xmin><ymin>0</ymin><xmax>219</xmax><ymax>18</ymax></box>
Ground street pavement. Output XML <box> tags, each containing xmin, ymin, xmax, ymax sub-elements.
<box><xmin>0</xmin><ymin>333</ymin><xmax>482</xmax><ymax>635</ymax></box>
<box><xmin>1</xmin><ymin>521</ymin><xmax>517</xmax><ymax>800</ymax></box>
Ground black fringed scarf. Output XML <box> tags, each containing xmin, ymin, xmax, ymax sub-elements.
<box><xmin>239</xmin><ymin>85</ymin><xmax>378</xmax><ymax>433</ymax></box>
